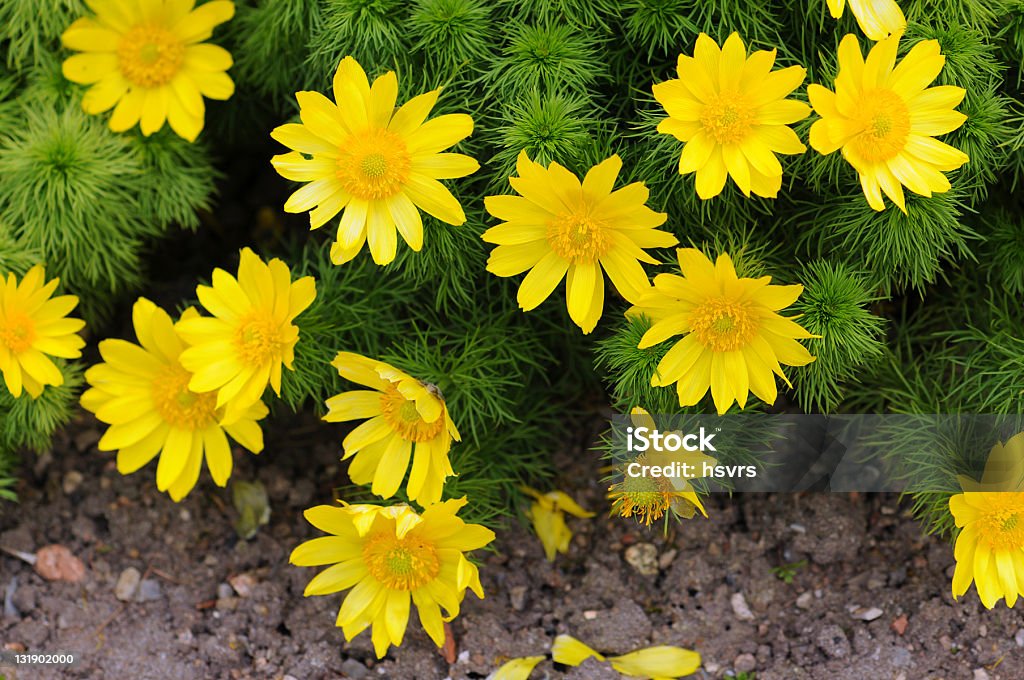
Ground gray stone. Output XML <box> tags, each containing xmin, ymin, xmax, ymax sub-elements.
<box><xmin>816</xmin><ymin>624</ymin><xmax>851</xmax><ymax>659</ymax></box>
<box><xmin>509</xmin><ymin>585</ymin><xmax>528</xmax><ymax>611</ymax></box>
<box><xmin>731</xmin><ymin>592</ymin><xmax>755</xmax><ymax>621</ymax></box>
<box><xmin>624</xmin><ymin>543</ymin><xmax>659</xmax><ymax>576</ymax></box>
<box><xmin>734</xmin><ymin>652</ymin><xmax>757</xmax><ymax>673</ymax></box>
<box><xmin>136</xmin><ymin>579</ymin><xmax>162</xmax><ymax>602</ymax></box>
<box><xmin>796</xmin><ymin>592</ymin><xmax>813</xmax><ymax>609</ymax></box>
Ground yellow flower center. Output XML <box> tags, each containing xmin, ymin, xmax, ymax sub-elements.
<box><xmin>978</xmin><ymin>494</ymin><xmax>1024</xmax><ymax>551</ymax></box>
<box><xmin>335</xmin><ymin>130</ymin><xmax>411</xmax><ymax>200</ymax></box>
<box><xmin>233</xmin><ymin>313</ymin><xmax>283</xmax><ymax>367</ymax></box>
<box><xmin>117</xmin><ymin>25</ymin><xmax>185</xmax><ymax>88</ymax></box>
<box><xmin>152</xmin><ymin>363</ymin><xmax>218</xmax><ymax>430</ymax></box>
<box><xmin>547</xmin><ymin>210</ymin><xmax>611</xmax><ymax>263</ymax></box>
<box><xmin>701</xmin><ymin>92</ymin><xmax>755</xmax><ymax>145</ymax></box>
<box><xmin>849</xmin><ymin>89</ymin><xmax>911</xmax><ymax>163</ymax></box>
<box><xmin>0</xmin><ymin>310</ymin><xmax>36</xmax><ymax>354</ymax></box>
<box><xmin>690</xmin><ymin>297</ymin><xmax>758</xmax><ymax>352</ymax></box>
<box><xmin>362</xmin><ymin>530</ymin><xmax>440</xmax><ymax>591</ymax></box>
<box><xmin>609</xmin><ymin>470</ymin><xmax>674</xmax><ymax>527</ymax></box>
<box><xmin>379</xmin><ymin>383</ymin><xmax>446</xmax><ymax>443</ymax></box>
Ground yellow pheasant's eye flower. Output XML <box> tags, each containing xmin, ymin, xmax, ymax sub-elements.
<box><xmin>324</xmin><ymin>352</ymin><xmax>460</xmax><ymax>506</ymax></box>
<box><xmin>808</xmin><ymin>34</ymin><xmax>969</xmax><ymax>213</ymax></box>
<box><xmin>653</xmin><ymin>32</ymin><xmax>809</xmax><ymax>200</ymax></box>
<box><xmin>630</xmin><ymin>249</ymin><xmax>816</xmax><ymax>415</ymax></box>
<box><xmin>0</xmin><ymin>265</ymin><xmax>85</xmax><ymax>399</ymax></box>
<box><xmin>175</xmin><ymin>248</ymin><xmax>316</xmax><ymax>423</ymax></box>
<box><xmin>826</xmin><ymin>0</ymin><xmax>906</xmax><ymax>41</ymax></box>
<box><xmin>483</xmin><ymin>152</ymin><xmax>675</xmax><ymax>334</ymax></box>
<box><xmin>552</xmin><ymin>635</ymin><xmax>702</xmax><ymax>678</ymax></box>
<box><xmin>271</xmin><ymin>55</ymin><xmax>479</xmax><ymax>266</ymax></box>
<box><xmin>61</xmin><ymin>0</ymin><xmax>236</xmax><ymax>141</ymax></box>
<box><xmin>289</xmin><ymin>498</ymin><xmax>494</xmax><ymax>659</ymax></box>
<box><xmin>521</xmin><ymin>486</ymin><xmax>595</xmax><ymax>561</ymax></box>
<box><xmin>950</xmin><ymin>432</ymin><xmax>1024</xmax><ymax>609</ymax></box>
<box><xmin>80</xmin><ymin>298</ymin><xmax>268</xmax><ymax>501</ymax></box>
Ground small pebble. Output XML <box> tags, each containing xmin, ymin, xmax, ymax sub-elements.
<box><xmin>136</xmin><ymin>579</ymin><xmax>162</xmax><ymax>602</ymax></box>
<box><xmin>973</xmin><ymin>669</ymin><xmax>990</xmax><ymax>680</ymax></box>
<box><xmin>509</xmin><ymin>585</ymin><xmax>527</xmax><ymax>611</ymax></box>
<box><xmin>734</xmin><ymin>653</ymin><xmax>756</xmax><ymax>673</ymax></box>
<box><xmin>583</xmin><ymin>610</ymin><xmax>598</xmax><ymax>620</ymax></box>
<box><xmin>229</xmin><ymin>572</ymin><xmax>258</xmax><ymax>598</ymax></box>
<box><xmin>62</xmin><ymin>471</ymin><xmax>84</xmax><ymax>495</ymax></box>
<box><xmin>850</xmin><ymin>606</ymin><xmax>883</xmax><ymax>622</ymax></box>
<box><xmin>1015</xmin><ymin>628</ymin><xmax>1024</xmax><ymax>647</ymax></box>
<box><xmin>796</xmin><ymin>592</ymin><xmax>813</xmax><ymax>609</ymax></box>
<box><xmin>658</xmin><ymin>549</ymin><xmax>678</xmax><ymax>569</ymax></box>
<box><xmin>623</xmin><ymin>543</ymin><xmax>659</xmax><ymax>576</ymax></box>
<box><xmin>731</xmin><ymin>592</ymin><xmax>755</xmax><ymax>621</ymax></box>
<box><xmin>114</xmin><ymin>567</ymin><xmax>141</xmax><ymax>601</ymax></box>
<box><xmin>217</xmin><ymin>583</ymin><xmax>234</xmax><ymax>600</ymax></box>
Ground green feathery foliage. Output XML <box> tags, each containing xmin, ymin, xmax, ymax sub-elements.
<box><xmin>0</xmin><ymin>0</ymin><xmax>85</xmax><ymax>70</ymax></box>
<box><xmin>409</xmin><ymin>0</ymin><xmax>495</xmax><ymax>80</ymax></box>
<box><xmin>485</xmin><ymin>22</ymin><xmax>605</xmax><ymax>100</ymax></box>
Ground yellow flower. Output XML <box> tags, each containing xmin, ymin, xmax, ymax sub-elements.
<box><xmin>630</xmin><ymin>249</ymin><xmax>815</xmax><ymax>415</ymax></box>
<box><xmin>487</xmin><ymin>656</ymin><xmax>545</xmax><ymax>680</ymax></box>
<box><xmin>81</xmin><ymin>298</ymin><xmax>267</xmax><ymax>501</ymax></box>
<box><xmin>175</xmin><ymin>248</ymin><xmax>316</xmax><ymax>424</ymax></box>
<box><xmin>0</xmin><ymin>265</ymin><xmax>85</xmax><ymax>398</ymax></box>
<box><xmin>61</xmin><ymin>0</ymin><xmax>235</xmax><ymax>141</ymax></box>
<box><xmin>290</xmin><ymin>498</ymin><xmax>494</xmax><ymax>659</ymax></box>
<box><xmin>808</xmin><ymin>34</ymin><xmax>969</xmax><ymax>213</ymax></box>
<box><xmin>521</xmin><ymin>487</ymin><xmax>595</xmax><ymax>561</ymax></box>
<box><xmin>271</xmin><ymin>56</ymin><xmax>479</xmax><ymax>266</ymax></box>
<box><xmin>608</xmin><ymin>408</ymin><xmax>715</xmax><ymax>526</ymax></box>
<box><xmin>552</xmin><ymin>635</ymin><xmax>702</xmax><ymax>679</ymax></box>
<box><xmin>483</xmin><ymin>152</ymin><xmax>675</xmax><ymax>334</ymax></box>
<box><xmin>826</xmin><ymin>0</ymin><xmax>905</xmax><ymax>41</ymax></box>
<box><xmin>652</xmin><ymin>32</ymin><xmax>809</xmax><ymax>200</ymax></box>
<box><xmin>324</xmin><ymin>352</ymin><xmax>460</xmax><ymax>506</ymax></box>
<box><xmin>950</xmin><ymin>433</ymin><xmax>1024</xmax><ymax>609</ymax></box>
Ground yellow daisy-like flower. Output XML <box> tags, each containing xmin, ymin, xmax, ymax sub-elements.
<box><xmin>652</xmin><ymin>32</ymin><xmax>810</xmax><ymax>200</ymax></box>
<box><xmin>808</xmin><ymin>34</ymin><xmax>969</xmax><ymax>213</ymax></box>
<box><xmin>630</xmin><ymin>249</ymin><xmax>816</xmax><ymax>415</ymax></box>
<box><xmin>271</xmin><ymin>56</ymin><xmax>479</xmax><ymax>266</ymax></box>
<box><xmin>552</xmin><ymin>635</ymin><xmax>702</xmax><ymax>678</ymax></box>
<box><xmin>324</xmin><ymin>352</ymin><xmax>460</xmax><ymax>507</ymax></box>
<box><xmin>608</xmin><ymin>408</ymin><xmax>715</xmax><ymax>526</ymax></box>
<box><xmin>175</xmin><ymin>248</ymin><xmax>316</xmax><ymax>424</ymax></box>
<box><xmin>61</xmin><ymin>0</ymin><xmax>236</xmax><ymax>141</ymax></box>
<box><xmin>826</xmin><ymin>0</ymin><xmax>905</xmax><ymax>41</ymax></box>
<box><xmin>290</xmin><ymin>498</ymin><xmax>494</xmax><ymax>659</ymax></box>
<box><xmin>521</xmin><ymin>487</ymin><xmax>595</xmax><ymax>562</ymax></box>
<box><xmin>0</xmin><ymin>265</ymin><xmax>85</xmax><ymax>398</ymax></box>
<box><xmin>949</xmin><ymin>432</ymin><xmax>1024</xmax><ymax>609</ymax></box>
<box><xmin>482</xmin><ymin>152</ymin><xmax>675</xmax><ymax>334</ymax></box>
<box><xmin>81</xmin><ymin>298</ymin><xmax>267</xmax><ymax>501</ymax></box>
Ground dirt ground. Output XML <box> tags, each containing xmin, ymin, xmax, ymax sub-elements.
<box><xmin>2</xmin><ymin>412</ymin><xmax>1023</xmax><ymax>680</ymax></box>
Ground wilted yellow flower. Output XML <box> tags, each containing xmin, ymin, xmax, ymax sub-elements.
<box><xmin>808</xmin><ymin>34</ymin><xmax>969</xmax><ymax>212</ymax></box>
<box><xmin>483</xmin><ymin>152</ymin><xmax>674</xmax><ymax>334</ymax></box>
<box><xmin>61</xmin><ymin>0</ymin><xmax>236</xmax><ymax>141</ymax></box>
<box><xmin>272</xmin><ymin>56</ymin><xmax>478</xmax><ymax>266</ymax></box>
<box><xmin>175</xmin><ymin>248</ymin><xmax>316</xmax><ymax>424</ymax></box>
<box><xmin>826</xmin><ymin>0</ymin><xmax>905</xmax><ymax>41</ymax></box>
<box><xmin>653</xmin><ymin>32</ymin><xmax>809</xmax><ymax>200</ymax></box>
<box><xmin>0</xmin><ymin>265</ymin><xmax>85</xmax><ymax>398</ymax></box>
<box><xmin>522</xmin><ymin>487</ymin><xmax>595</xmax><ymax>561</ymax></box>
<box><xmin>608</xmin><ymin>408</ymin><xmax>715</xmax><ymax>526</ymax></box>
<box><xmin>324</xmin><ymin>352</ymin><xmax>460</xmax><ymax>506</ymax></box>
<box><xmin>290</xmin><ymin>498</ymin><xmax>494</xmax><ymax>658</ymax></box>
<box><xmin>552</xmin><ymin>634</ymin><xmax>702</xmax><ymax>678</ymax></box>
<box><xmin>630</xmin><ymin>249</ymin><xmax>815</xmax><ymax>415</ymax></box>
<box><xmin>487</xmin><ymin>656</ymin><xmax>545</xmax><ymax>680</ymax></box>
<box><xmin>81</xmin><ymin>298</ymin><xmax>267</xmax><ymax>501</ymax></box>
<box><xmin>950</xmin><ymin>432</ymin><xmax>1024</xmax><ymax>608</ymax></box>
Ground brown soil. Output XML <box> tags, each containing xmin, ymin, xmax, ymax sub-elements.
<box><xmin>2</xmin><ymin>413</ymin><xmax>1021</xmax><ymax>680</ymax></box>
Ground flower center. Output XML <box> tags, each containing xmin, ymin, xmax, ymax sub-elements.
<box><xmin>117</xmin><ymin>25</ymin><xmax>185</xmax><ymax>88</ymax></box>
<box><xmin>233</xmin><ymin>313</ymin><xmax>283</xmax><ymax>367</ymax></box>
<box><xmin>152</xmin><ymin>363</ymin><xmax>218</xmax><ymax>430</ymax></box>
<box><xmin>0</xmin><ymin>310</ymin><xmax>36</xmax><ymax>354</ymax></box>
<box><xmin>609</xmin><ymin>468</ymin><xmax>674</xmax><ymax>527</ymax></box>
<box><xmin>547</xmin><ymin>211</ymin><xmax>610</xmax><ymax>263</ymax></box>
<box><xmin>700</xmin><ymin>92</ymin><xmax>755</xmax><ymax>145</ymax></box>
<box><xmin>362</xmin><ymin>530</ymin><xmax>440</xmax><ymax>591</ymax></box>
<box><xmin>378</xmin><ymin>383</ymin><xmax>446</xmax><ymax>443</ymax></box>
<box><xmin>690</xmin><ymin>297</ymin><xmax>758</xmax><ymax>352</ymax></box>
<box><xmin>979</xmin><ymin>494</ymin><xmax>1024</xmax><ymax>551</ymax></box>
<box><xmin>849</xmin><ymin>88</ymin><xmax>911</xmax><ymax>163</ymax></box>
<box><xmin>335</xmin><ymin>130</ymin><xmax>411</xmax><ymax>201</ymax></box>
